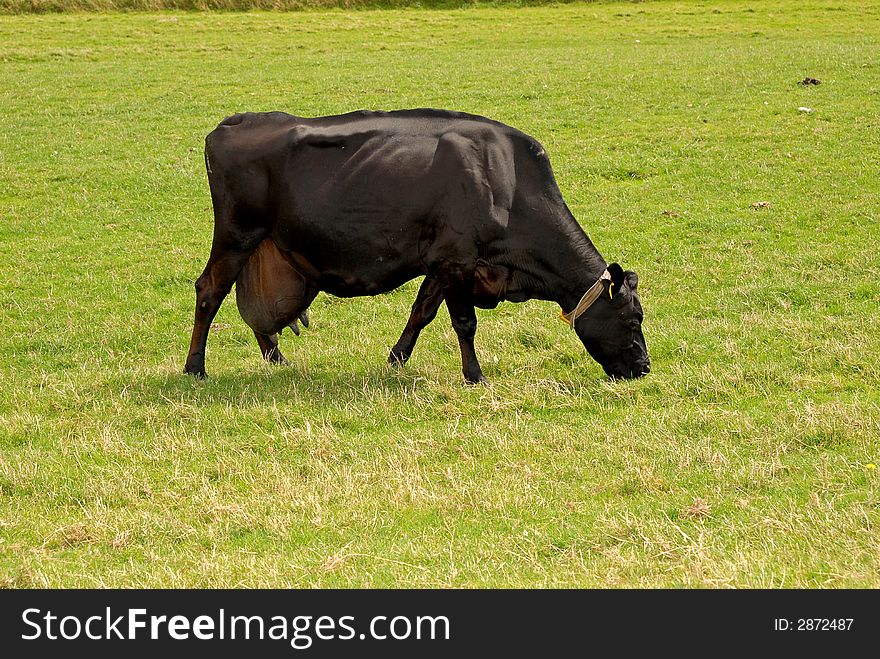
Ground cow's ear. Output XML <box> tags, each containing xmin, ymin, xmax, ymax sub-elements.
<box><xmin>608</xmin><ymin>263</ymin><xmax>625</xmax><ymax>294</ymax></box>
<box><xmin>607</xmin><ymin>263</ymin><xmax>632</xmax><ymax>303</ymax></box>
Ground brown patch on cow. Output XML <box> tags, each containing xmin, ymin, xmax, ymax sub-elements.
<box><xmin>236</xmin><ymin>239</ymin><xmax>317</xmax><ymax>336</ymax></box>
<box><xmin>473</xmin><ymin>259</ymin><xmax>509</xmax><ymax>308</ymax></box>
<box><xmin>751</xmin><ymin>201</ymin><xmax>770</xmax><ymax>209</ymax></box>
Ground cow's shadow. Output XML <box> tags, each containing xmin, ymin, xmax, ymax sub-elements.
<box><xmin>139</xmin><ymin>361</ymin><xmax>452</xmax><ymax>411</ymax></box>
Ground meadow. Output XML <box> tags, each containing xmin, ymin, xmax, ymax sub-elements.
<box><xmin>1</xmin><ymin>0</ymin><xmax>879</xmax><ymax>587</ymax></box>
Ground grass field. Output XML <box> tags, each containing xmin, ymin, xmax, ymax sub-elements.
<box><xmin>1</xmin><ymin>1</ymin><xmax>879</xmax><ymax>587</ymax></box>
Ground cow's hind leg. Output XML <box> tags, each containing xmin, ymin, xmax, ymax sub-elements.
<box><xmin>388</xmin><ymin>275</ymin><xmax>444</xmax><ymax>367</ymax></box>
<box><xmin>254</xmin><ymin>331</ymin><xmax>288</xmax><ymax>365</ymax></box>
<box><xmin>185</xmin><ymin>235</ymin><xmax>266</xmax><ymax>379</ymax></box>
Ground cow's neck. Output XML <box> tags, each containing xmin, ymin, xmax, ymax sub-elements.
<box><xmin>504</xmin><ymin>204</ymin><xmax>608</xmax><ymax>312</ymax></box>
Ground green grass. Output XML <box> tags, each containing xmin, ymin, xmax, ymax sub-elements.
<box><xmin>1</xmin><ymin>1</ymin><xmax>879</xmax><ymax>587</ymax></box>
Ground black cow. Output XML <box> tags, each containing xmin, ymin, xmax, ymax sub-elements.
<box><xmin>185</xmin><ymin>109</ymin><xmax>650</xmax><ymax>383</ymax></box>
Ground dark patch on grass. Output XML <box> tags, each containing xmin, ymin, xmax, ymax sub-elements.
<box><xmin>516</xmin><ymin>328</ymin><xmax>553</xmax><ymax>350</ymax></box>
<box><xmin>797</xmin><ymin>430</ymin><xmax>844</xmax><ymax>449</ymax></box>
<box><xmin>613</xmin><ymin>478</ymin><xmax>641</xmax><ymax>497</ymax></box>
<box><xmin>0</xmin><ymin>477</ymin><xmax>34</xmax><ymax>497</ymax></box>
<box><xmin>228</xmin><ymin>525</ymin><xmax>274</xmax><ymax>549</ymax></box>
<box><xmin>596</xmin><ymin>167</ymin><xmax>651</xmax><ymax>182</ymax></box>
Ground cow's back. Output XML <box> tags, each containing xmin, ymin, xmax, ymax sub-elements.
<box><xmin>204</xmin><ymin>109</ymin><xmax>549</xmax><ymax>296</ymax></box>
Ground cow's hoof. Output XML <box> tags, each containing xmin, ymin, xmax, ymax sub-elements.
<box><xmin>184</xmin><ymin>363</ymin><xmax>207</xmax><ymax>379</ymax></box>
<box><xmin>388</xmin><ymin>350</ymin><xmax>409</xmax><ymax>367</ymax></box>
<box><xmin>465</xmin><ymin>374</ymin><xmax>490</xmax><ymax>386</ymax></box>
<box><xmin>265</xmin><ymin>353</ymin><xmax>289</xmax><ymax>366</ymax></box>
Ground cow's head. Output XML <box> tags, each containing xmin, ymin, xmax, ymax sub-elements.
<box><xmin>575</xmin><ymin>263</ymin><xmax>650</xmax><ymax>379</ymax></box>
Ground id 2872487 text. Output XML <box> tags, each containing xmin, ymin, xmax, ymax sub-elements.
<box><xmin>774</xmin><ymin>619</ymin><xmax>854</xmax><ymax>632</ymax></box>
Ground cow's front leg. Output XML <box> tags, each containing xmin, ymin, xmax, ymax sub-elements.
<box><xmin>389</xmin><ymin>275</ymin><xmax>444</xmax><ymax>366</ymax></box>
<box><xmin>185</xmin><ymin>241</ymin><xmax>263</xmax><ymax>379</ymax></box>
<box><xmin>442</xmin><ymin>278</ymin><xmax>488</xmax><ymax>385</ymax></box>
